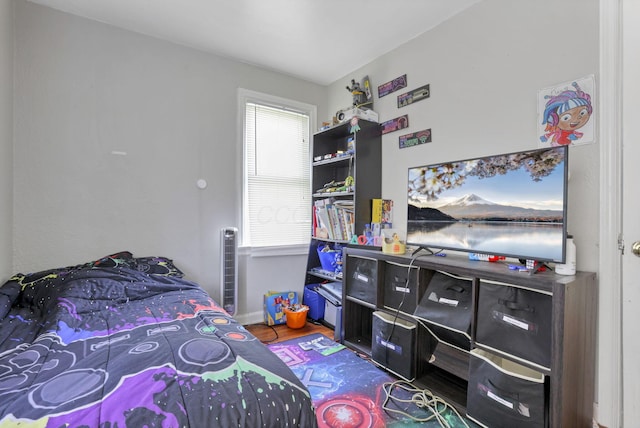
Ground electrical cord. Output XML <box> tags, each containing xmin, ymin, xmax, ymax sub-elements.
<box><xmin>385</xmin><ymin>248</ymin><xmax>444</xmax><ymax>338</ymax></box>
<box><xmin>248</xmin><ymin>322</ymin><xmax>279</xmax><ymax>343</ymax></box>
<box><xmin>381</xmin><ymin>257</ymin><xmax>416</xmax><ymax>370</ymax></box>
<box><xmin>382</xmin><ymin>249</ymin><xmax>444</xmax><ymax>373</ymax></box>
<box><xmin>375</xmin><ymin>248</ymin><xmax>473</xmax><ymax>426</ymax></box>
<box><xmin>382</xmin><ymin>380</ymin><xmax>470</xmax><ymax>427</ymax></box>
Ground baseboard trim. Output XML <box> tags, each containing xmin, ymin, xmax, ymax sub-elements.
<box><xmin>235</xmin><ymin>310</ymin><xmax>264</xmax><ymax>326</ymax></box>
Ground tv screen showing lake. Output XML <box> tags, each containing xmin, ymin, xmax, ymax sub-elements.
<box><xmin>407</xmin><ymin>221</ymin><xmax>564</xmax><ymax>261</ymax></box>
<box><xmin>406</xmin><ymin>146</ymin><xmax>568</xmax><ymax>262</ymax></box>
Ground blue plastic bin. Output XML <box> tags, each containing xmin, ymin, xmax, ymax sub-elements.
<box><xmin>317</xmin><ymin>244</ymin><xmax>342</xmax><ymax>273</ymax></box>
<box><xmin>303</xmin><ymin>284</ymin><xmax>326</xmax><ymax>321</ymax></box>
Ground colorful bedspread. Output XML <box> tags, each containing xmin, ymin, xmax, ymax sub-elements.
<box><xmin>0</xmin><ymin>252</ymin><xmax>316</xmax><ymax>427</ymax></box>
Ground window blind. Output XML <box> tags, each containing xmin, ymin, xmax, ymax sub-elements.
<box><xmin>244</xmin><ymin>101</ymin><xmax>311</xmax><ymax>247</ymax></box>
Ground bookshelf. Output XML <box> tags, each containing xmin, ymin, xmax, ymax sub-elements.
<box><xmin>303</xmin><ymin>118</ymin><xmax>381</xmax><ymax>331</ymax></box>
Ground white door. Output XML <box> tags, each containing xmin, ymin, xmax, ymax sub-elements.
<box><xmin>622</xmin><ymin>0</ymin><xmax>640</xmax><ymax>424</ymax></box>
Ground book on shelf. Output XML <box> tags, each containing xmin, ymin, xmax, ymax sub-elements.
<box><xmin>314</xmin><ymin>199</ymin><xmax>332</xmax><ymax>239</ymax></box>
<box><xmin>382</xmin><ymin>199</ymin><xmax>393</xmax><ymax>224</ymax></box>
<box><xmin>313</xmin><ymin>198</ymin><xmax>354</xmax><ymax>241</ymax></box>
<box><xmin>371</xmin><ymin>199</ymin><xmax>393</xmax><ymax>244</ymax></box>
<box><xmin>371</xmin><ymin>199</ymin><xmax>393</xmax><ymax>225</ymax></box>
<box><xmin>333</xmin><ymin>200</ymin><xmax>354</xmax><ymax>240</ymax></box>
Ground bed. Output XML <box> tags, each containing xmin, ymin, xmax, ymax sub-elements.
<box><xmin>0</xmin><ymin>251</ymin><xmax>317</xmax><ymax>427</ymax></box>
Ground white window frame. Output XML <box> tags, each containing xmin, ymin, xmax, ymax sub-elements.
<box><xmin>237</xmin><ymin>88</ymin><xmax>316</xmax><ymax>256</ymax></box>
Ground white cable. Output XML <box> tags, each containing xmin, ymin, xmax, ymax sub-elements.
<box><xmin>381</xmin><ymin>380</ymin><xmax>470</xmax><ymax>427</ymax></box>
<box><xmin>382</xmin><ymin>251</ymin><xmax>469</xmax><ymax>428</ymax></box>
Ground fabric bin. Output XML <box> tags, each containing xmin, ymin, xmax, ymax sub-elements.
<box><xmin>383</xmin><ymin>261</ymin><xmax>420</xmax><ymax>315</ymax></box>
<box><xmin>345</xmin><ymin>255</ymin><xmax>378</xmax><ymax>305</ymax></box>
<box><xmin>372</xmin><ymin>311</ymin><xmax>417</xmax><ymax>381</ymax></box>
<box><xmin>413</xmin><ymin>271</ymin><xmax>473</xmax><ymax>351</ymax></box>
<box><xmin>475</xmin><ymin>281</ymin><xmax>552</xmax><ymax>369</ymax></box>
<box><xmin>467</xmin><ymin>349</ymin><xmax>547</xmax><ymax>428</ymax></box>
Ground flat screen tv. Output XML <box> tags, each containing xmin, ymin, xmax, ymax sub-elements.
<box><xmin>407</xmin><ymin>146</ymin><xmax>568</xmax><ymax>263</ymax></box>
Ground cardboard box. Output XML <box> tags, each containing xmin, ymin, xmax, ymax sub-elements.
<box><xmin>263</xmin><ymin>291</ymin><xmax>298</xmax><ymax>326</ymax></box>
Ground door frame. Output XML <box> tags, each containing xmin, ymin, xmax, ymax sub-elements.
<box><xmin>598</xmin><ymin>0</ymin><xmax>623</xmax><ymax>426</ymax></box>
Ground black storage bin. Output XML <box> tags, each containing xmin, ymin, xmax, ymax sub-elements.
<box><xmin>372</xmin><ymin>311</ymin><xmax>416</xmax><ymax>381</ymax></box>
<box><xmin>383</xmin><ymin>261</ymin><xmax>420</xmax><ymax>315</ymax></box>
<box><xmin>475</xmin><ymin>281</ymin><xmax>552</xmax><ymax>369</ymax></box>
<box><xmin>413</xmin><ymin>271</ymin><xmax>473</xmax><ymax>351</ymax></box>
<box><xmin>345</xmin><ymin>255</ymin><xmax>378</xmax><ymax>305</ymax></box>
<box><xmin>467</xmin><ymin>349</ymin><xmax>547</xmax><ymax>428</ymax></box>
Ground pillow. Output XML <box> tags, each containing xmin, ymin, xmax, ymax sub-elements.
<box><xmin>91</xmin><ymin>251</ymin><xmax>135</xmax><ymax>268</ymax></box>
<box><xmin>133</xmin><ymin>256</ymin><xmax>184</xmax><ymax>277</ymax></box>
<box><xmin>7</xmin><ymin>268</ymin><xmax>71</xmax><ymax>289</ymax></box>
<box><xmin>88</xmin><ymin>252</ymin><xmax>184</xmax><ymax>276</ymax></box>
<box><xmin>0</xmin><ymin>282</ymin><xmax>21</xmax><ymax>318</ymax></box>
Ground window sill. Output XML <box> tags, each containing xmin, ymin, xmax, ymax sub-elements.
<box><xmin>239</xmin><ymin>244</ymin><xmax>308</xmax><ymax>258</ymax></box>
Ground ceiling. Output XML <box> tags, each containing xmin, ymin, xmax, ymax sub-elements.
<box><xmin>27</xmin><ymin>0</ymin><xmax>481</xmax><ymax>85</ymax></box>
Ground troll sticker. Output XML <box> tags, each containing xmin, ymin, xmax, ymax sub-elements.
<box><xmin>538</xmin><ymin>75</ymin><xmax>596</xmax><ymax>147</ymax></box>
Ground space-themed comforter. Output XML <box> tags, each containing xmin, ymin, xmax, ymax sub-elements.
<box><xmin>0</xmin><ymin>252</ymin><xmax>317</xmax><ymax>427</ymax></box>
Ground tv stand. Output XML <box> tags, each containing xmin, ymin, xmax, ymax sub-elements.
<box><xmin>409</xmin><ymin>246</ymin><xmax>445</xmax><ymax>257</ymax></box>
<box><xmin>410</xmin><ymin>246</ymin><xmax>431</xmax><ymax>257</ymax></box>
<box><xmin>528</xmin><ymin>260</ymin><xmax>552</xmax><ymax>275</ymax></box>
<box><xmin>341</xmin><ymin>247</ymin><xmax>597</xmax><ymax>427</ymax></box>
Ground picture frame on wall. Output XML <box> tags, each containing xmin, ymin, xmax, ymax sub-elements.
<box><xmin>378</xmin><ymin>74</ymin><xmax>407</xmax><ymax>98</ymax></box>
<box><xmin>381</xmin><ymin>115</ymin><xmax>409</xmax><ymax>134</ymax></box>
<box><xmin>397</xmin><ymin>84</ymin><xmax>430</xmax><ymax>108</ymax></box>
<box><xmin>538</xmin><ymin>75</ymin><xmax>596</xmax><ymax>147</ymax></box>
<box><xmin>399</xmin><ymin>129</ymin><xmax>432</xmax><ymax>149</ymax></box>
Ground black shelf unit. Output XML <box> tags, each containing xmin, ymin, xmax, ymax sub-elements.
<box><xmin>341</xmin><ymin>247</ymin><xmax>597</xmax><ymax>427</ymax></box>
<box><xmin>303</xmin><ymin>119</ymin><xmax>381</xmax><ymax>329</ymax></box>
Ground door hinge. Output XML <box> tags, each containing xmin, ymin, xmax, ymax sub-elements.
<box><xmin>618</xmin><ymin>234</ymin><xmax>625</xmax><ymax>254</ymax></box>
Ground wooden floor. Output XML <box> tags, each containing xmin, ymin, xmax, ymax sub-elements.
<box><xmin>244</xmin><ymin>320</ymin><xmax>334</xmax><ymax>344</ymax></box>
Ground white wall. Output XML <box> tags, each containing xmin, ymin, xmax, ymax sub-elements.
<box><xmin>0</xmin><ymin>0</ymin><xmax>13</xmax><ymax>281</ymax></box>
<box><xmin>327</xmin><ymin>0</ymin><xmax>599</xmax><ymax>272</ymax></box>
<box><xmin>4</xmin><ymin>0</ymin><xmax>616</xmax><ymax>421</ymax></box>
<box><xmin>12</xmin><ymin>1</ymin><xmax>327</xmax><ymax>320</ymax></box>
<box><xmin>327</xmin><ymin>0</ymin><xmax>603</xmax><ymax>418</ymax></box>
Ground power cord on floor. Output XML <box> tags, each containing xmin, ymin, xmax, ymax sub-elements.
<box><xmin>381</xmin><ymin>380</ymin><xmax>470</xmax><ymax>428</ymax></box>
<box><xmin>246</xmin><ymin>322</ymin><xmax>280</xmax><ymax>343</ymax></box>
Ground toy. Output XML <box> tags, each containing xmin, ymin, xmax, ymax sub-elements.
<box><xmin>345</xmin><ymin>75</ymin><xmax>373</xmax><ymax>109</ymax></box>
<box><xmin>315</xmin><ymin>175</ymin><xmax>354</xmax><ymax>194</ymax></box>
<box><xmin>336</xmin><ymin>76</ymin><xmax>377</xmax><ymax>124</ymax></box>
<box><xmin>346</xmin><ymin>79</ymin><xmax>368</xmax><ymax>107</ymax></box>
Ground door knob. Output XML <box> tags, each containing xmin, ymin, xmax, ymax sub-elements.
<box><xmin>633</xmin><ymin>241</ymin><xmax>640</xmax><ymax>257</ymax></box>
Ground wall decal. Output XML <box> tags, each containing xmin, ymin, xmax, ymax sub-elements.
<box><xmin>381</xmin><ymin>115</ymin><xmax>409</xmax><ymax>134</ymax></box>
<box><xmin>398</xmin><ymin>84</ymin><xmax>430</xmax><ymax>108</ymax></box>
<box><xmin>538</xmin><ymin>75</ymin><xmax>595</xmax><ymax>147</ymax></box>
<box><xmin>377</xmin><ymin>74</ymin><xmax>407</xmax><ymax>98</ymax></box>
<box><xmin>399</xmin><ymin>129</ymin><xmax>432</xmax><ymax>149</ymax></box>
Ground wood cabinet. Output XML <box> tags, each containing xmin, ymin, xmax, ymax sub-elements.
<box><xmin>341</xmin><ymin>247</ymin><xmax>597</xmax><ymax>428</ymax></box>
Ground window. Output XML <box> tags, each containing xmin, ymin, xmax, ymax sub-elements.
<box><xmin>239</xmin><ymin>89</ymin><xmax>315</xmax><ymax>249</ymax></box>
